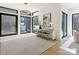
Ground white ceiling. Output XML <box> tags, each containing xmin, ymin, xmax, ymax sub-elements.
<box><xmin>61</xmin><ymin>3</ymin><xmax>79</xmax><ymax>10</ymax></box>
<box><xmin>26</xmin><ymin>3</ymin><xmax>79</xmax><ymax>12</ymax></box>
<box><xmin>1</xmin><ymin>3</ymin><xmax>79</xmax><ymax>12</ymax></box>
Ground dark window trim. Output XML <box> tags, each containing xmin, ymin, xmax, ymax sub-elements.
<box><xmin>72</xmin><ymin>14</ymin><xmax>74</xmax><ymax>36</ymax></box>
<box><xmin>62</xmin><ymin>11</ymin><xmax>68</xmax><ymax>38</ymax></box>
<box><xmin>0</xmin><ymin>13</ymin><xmax>18</xmax><ymax>37</ymax></box>
<box><xmin>0</xmin><ymin>13</ymin><xmax>1</xmax><ymax>36</ymax></box>
<box><xmin>0</xmin><ymin>6</ymin><xmax>18</xmax><ymax>13</ymax></box>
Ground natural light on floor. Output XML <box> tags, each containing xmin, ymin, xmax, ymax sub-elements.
<box><xmin>60</xmin><ymin>47</ymin><xmax>77</xmax><ymax>54</ymax></box>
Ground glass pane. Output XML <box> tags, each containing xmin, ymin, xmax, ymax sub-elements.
<box><xmin>73</xmin><ymin>14</ymin><xmax>79</xmax><ymax>32</ymax></box>
<box><xmin>62</xmin><ymin>12</ymin><xmax>67</xmax><ymax>38</ymax></box>
<box><xmin>26</xmin><ymin>17</ymin><xmax>31</xmax><ymax>32</ymax></box>
<box><xmin>20</xmin><ymin>17</ymin><xmax>27</xmax><ymax>33</ymax></box>
<box><xmin>32</xmin><ymin>16</ymin><xmax>39</xmax><ymax>33</ymax></box>
<box><xmin>20</xmin><ymin>16</ymin><xmax>31</xmax><ymax>33</ymax></box>
<box><xmin>1</xmin><ymin>14</ymin><xmax>16</xmax><ymax>35</ymax></box>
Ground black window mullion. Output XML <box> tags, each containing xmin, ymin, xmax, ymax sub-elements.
<box><xmin>0</xmin><ymin>14</ymin><xmax>1</xmax><ymax>36</ymax></box>
<box><xmin>16</xmin><ymin>15</ymin><xmax>18</xmax><ymax>35</ymax></box>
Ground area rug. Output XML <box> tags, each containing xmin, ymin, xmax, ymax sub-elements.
<box><xmin>0</xmin><ymin>33</ymin><xmax>56</xmax><ymax>55</ymax></box>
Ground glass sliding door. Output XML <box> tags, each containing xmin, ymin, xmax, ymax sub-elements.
<box><xmin>0</xmin><ymin>13</ymin><xmax>17</xmax><ymax>36</ymax></box>
<box><xmin>20</xmin><ymin>16</ymin><xmax>31</xmax><ymax>33</ymax></box>
<box><xmin>72</xmin><ymin>13</ymin><xmax>79</xmax><ymax>35</ymax></box>
<box><xmin>62</xmin><ymin>12</ymin><xmax>67</xmax><ymax>38</ymax></box>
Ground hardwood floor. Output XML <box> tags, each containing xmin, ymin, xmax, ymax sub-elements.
<box><xmin>41</xmin><ymin>39</ymin><xmax>74</xmax><ymax>55</ymax></box>
<box><xmin>0</xmin><ymin>35</ymin><xmax>77</xmax><ymax>55</ymax></box>
<box><xmin>41</xmin><ymin>41</ymin><xmax>61</xmax><ymax>55</ymax></box>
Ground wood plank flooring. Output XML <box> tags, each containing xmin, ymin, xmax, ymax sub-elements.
<box><xmin>41</xmin><ymin>40</ymin><xmax>74</xmax><ymax>55</ymax></box>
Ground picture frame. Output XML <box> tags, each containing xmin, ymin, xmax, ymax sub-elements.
<box><xmin>43</xmin><ymin>13</ymin><xmax>51</xmax><ymax>27</ymax></box>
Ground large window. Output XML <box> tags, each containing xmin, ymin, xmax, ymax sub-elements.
<box><xmin>0</xmin><ymin>13</ymin><xmax>18</xmax><ymax>36</ymax></box>
<box><xmin>62</xmin><ymin>12</ymin><xmax>67</xmax><ymax>38</ymax></box>
<box><xmin>32</xmin><ymin>16</ymin><xmax>39</xmax><ymax>33</ymax></box>
<box><xmin>20</xmin><ymin>16</ymin><xmax>31</xmax><ymax>33</ymax></box>
<box><xmin>72</xmin><ymin>13</ymin><xmax>79</xmax><ymax>35</ymax></box>
<box><xmin>0</xmin><ymin>6</ymin><xmax>32</xmax><ymax>36</ymax></box>
<box><xmin>32</xmin><ymin>11</ymin><xmax>39</xmax><ymax>33</ymax></box>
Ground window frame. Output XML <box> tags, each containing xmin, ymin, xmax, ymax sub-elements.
<box><xmin>0</xmin><ymin>13</ymin><xmax>18</xmax><ymax>37</ymax></box>
<box><xmin>32</xmin><ymin>16</ymin><xmax>39</xmax><ymax>33</ymax></box>
<box><xmin>32</xmin><ymin>11</ymin><xmax>39</xmax><ymax>33</ymax></box>
<box><xmin>62</xmin><ymin>12</ymin><xmax>68</xmax><ymax>38</ymax></box>
<box><xmin>20</xmin><ymin>16</ymin><xmax>31</xmax><ymax>34</ymax></box>
<box><xmin>72</xmin><ymin>13</ymin><xmax>79</xmax><ymax>36</ymax></box>
<box><xmin>0</xmin><ymin>6</ymin><xmax>18</xmax><ymax>14</ymax></box>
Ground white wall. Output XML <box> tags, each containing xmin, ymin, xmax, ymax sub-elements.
<box><xmin>0</xmin><ymin>3</ymin><xmax>62</xmax><ymax>40</ymax></box>
<box><xmin>25</xmin><ymin>3</ymin><xmax>61</xmax><ymax>40</ymax></box>
<box><xmin>31</xmin><ymin>3</ymin><xmax>75</xmax><ymax>40</ymax></box>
